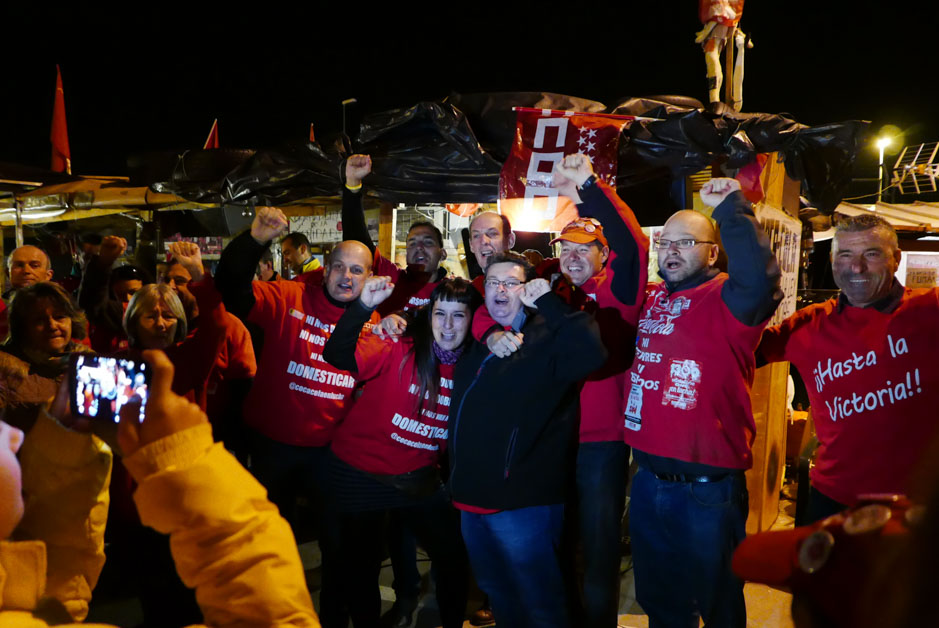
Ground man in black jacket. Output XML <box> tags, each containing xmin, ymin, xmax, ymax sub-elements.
<box><xmin>448</xmin><ymin>251</ymin><xmax>606</xmax><ymax>628</ymax></box>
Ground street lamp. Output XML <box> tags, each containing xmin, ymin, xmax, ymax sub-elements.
<box><xmin>876</xmin><ymin>136</ymin><xmax>892</xmax><ymax>203</ymax></box>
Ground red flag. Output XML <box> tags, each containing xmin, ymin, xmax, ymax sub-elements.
<box><xmin>50</xmin><ymin>65</ymin><xmax>71</xmax><ymax>174</ymax></box>
<box><xmin>203</xmin><ymin>119</ymin><xmax>219</xmax><ymax>149</ymax></box>
<box><xmin>309</xmin><ymin>123</ymin><xmax>316</xmax><ymax>143</ymax></box>
<box><xmin>736</xmin><ymin>153</ymin><xmax>768</xmax><ymax>203</ymax></box>
<box><xmin>498</xmin><ymin>108</ymin><xmax>633</xmax><ymax>232</ymax></box>
<box><xmin>446</xmin><ymin>203</ymin><xmax>481</xmax><ymax>218</ymax></box>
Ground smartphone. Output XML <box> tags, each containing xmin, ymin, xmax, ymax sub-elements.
<box><xmin>69</xmin><ymin>353</ymin><xmax>151</xmax><ymax>423</ymax></box>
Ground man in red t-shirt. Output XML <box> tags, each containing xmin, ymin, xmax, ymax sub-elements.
<box><xmin>215</xmin><ymin>206</ymin><xmax>376</xmax><ymax>628</ymax></box>
<box><xmin>584</xmin><ymin>175</ymin><xmax>781</xmax><ymax>628</ymax></box>
<box><xmin>342</xmin><ymin>154</ymin><xmax>449</xmax><ymax>316</ymax></box>
<box><xmin>760</xmin><ymin>214</ymin><xmax>939</xmax><ymax>523</ymax></box>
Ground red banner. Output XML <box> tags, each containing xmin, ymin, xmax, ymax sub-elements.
<box><xmin>498</xmin><ymin>108</ymin><xmax>632</xmax><ymax>232</ymax></box>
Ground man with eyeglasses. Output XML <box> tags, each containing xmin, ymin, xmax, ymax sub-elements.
<box><xmin>571</xmin><ymin>171</ymin><xmax>781</xmax><ymax>628</ymax></box>
<box><xmin>469</xmin><ymin>153</ymin><xmax>649</xmax><ymax>627</ymax></box>
<box><xmin>448</xmin><ymin>251</ymin><xmax>606</xmax><ymax>628</ymax></box>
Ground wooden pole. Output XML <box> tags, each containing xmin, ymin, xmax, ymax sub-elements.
<box><xmin>724</xmin><ymin>27</ymin><xmax>736</xmax><ymax>107</ymax></box>
<box><xmin>14</xmin><ymin>199</ymin><xmax>24</xmax><ymax>248</ymax></box>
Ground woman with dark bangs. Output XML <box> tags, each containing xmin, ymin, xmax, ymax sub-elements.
<box><xmin>323</xmin><ymin>276</ymin><xmax>480</xmax><ymax>628</ymax></box>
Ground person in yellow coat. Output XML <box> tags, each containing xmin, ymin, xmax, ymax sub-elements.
<box><xmin>0</xmin><ymin>349</ymin><xmax>320</xmax><ymax>627</ymax></box>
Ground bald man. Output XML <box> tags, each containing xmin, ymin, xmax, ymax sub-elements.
<box><xmin>215</xmin><ymin>210</ymin><xmax>377</xmax><ymax>627</ymax></box>
<box><xmin>581</xmin><ymin>177</ymin><xmax>781</xmax><ymax>627</ymax></box>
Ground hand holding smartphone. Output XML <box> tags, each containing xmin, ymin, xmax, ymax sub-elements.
<box><xmin>69</xmin><ymin>354</ymin><xmax>151</xmax><ymax>424</ymax></box>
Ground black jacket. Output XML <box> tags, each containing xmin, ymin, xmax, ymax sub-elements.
<box><xmin>448</xmin><ymin>291</ymin><xmax>607</xmax><ymax>510</ymax></box>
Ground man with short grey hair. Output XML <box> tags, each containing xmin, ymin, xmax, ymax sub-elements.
<box><xmin>2</xmin><ymin>245</ymin><xmax>55</xmax><ymax>340</ymax></box>
<box><xmin>760</xmin><ymin>213</ymin><xmax>939</xmax><ymax>522</ymax></box>
<box><xmin>5</xmin><ymin>245</ymin><xmax>53</xmax><ymax>294</ymax></box>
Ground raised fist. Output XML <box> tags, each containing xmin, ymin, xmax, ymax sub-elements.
<box><xmin>167</xmin><ymin>241</ymin><xmax>204</xmax><ymax>281</ymax></box>
<box><xmin>250</xmin><ymin>206</ymin><xmax>289</xmax><ymax>244</ymax></box>
<box><xmin>520</xmin><ymin>278</ymin><xmax>551</xmax><ymax>308</ymax></box>
<box><xmin>359</xmin><ymin>276</ymin><xmax>395</xmax><ymax>310</ymax></box>
<box><xmin>98</xmin><ymin>235</ymin><xmax>127</xmax><ymax>267</ymax></box>
<box><xmin>345</xmin><ymin>155</ymin><xmax>372</xmax><ymax>188</ymax></box>
<box><xmin>700</xmin><ymin>178</ymin><xmax>742</xmax><ymax>208</ymax></box>
<box><xmin>555</xmin><ymin>153</ymin><xmax>594</xmax><ymax>185</ymax></box>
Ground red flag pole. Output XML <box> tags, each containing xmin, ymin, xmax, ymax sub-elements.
<box><xmin>50</xmin><ymin>65</ymin><xmax>72</xmax><ymax>174</ymax></box>
<box><xmin>511</xmin><ymin>107</ymin><xmax>637</xmax><ymax>121</ymax></box>
<box><xmin>203</xmin><ymin>118</ymin><xmax>219</xmax><ymax>149</ymax></box>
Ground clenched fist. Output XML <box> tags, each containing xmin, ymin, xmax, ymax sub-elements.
<box><xmin>250</xmin><ymin>207</ymin><xmax>289</xmax><ymax>245</ymax></box>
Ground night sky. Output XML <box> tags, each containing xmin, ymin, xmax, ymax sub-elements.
<box><xmin>2</xmin><ymin>2</ymin><xmax>936</xmax><ymax>198</ymax></box>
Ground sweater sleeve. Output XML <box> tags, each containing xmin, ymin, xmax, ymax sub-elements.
<box><xmin>575</xmin><ymin>181</ymin><xmax>650</xmax><ymax>307</ymax></box>
<box><xmin>125</xmin><ymin>424</ymin><xmax>320</xmax><ymax>627</ymax></box>
<box><xmin>15</xmin><ymin>412</ymin><xmax>112</xmax><ymax>622</ymax></box>
<box><xmin>533</xmin><ymin>291</ymin><xmax>608</xmax><ymax>382</ymax></box>
<box><xmin>341</xmin><ymin>187</ymin><xmax>377</xmax><ymax>255</ymax></box>
<box><xmin>169</xmin><ymin>276</ymin><xmax>227</xmax><ymax>408</ymax></box>
<box><xmin>713</xmin><ymin>191</ymin><xmax>783</xmax><ymax>326</ymax></box>
<box><xmin>77</xmin><ymin>257</ymin><xmax>124</xmax><ymax>336</ymax></box>
<box><xmin>322</xmin><ymin>300</ymin><xmax>374</xmax><ymax>373</ymax></box>
<box><xmin>470</xmin><ymin>304</ymin><xmax>501</xmax><ymax>343</ymax></box>
<box><xmin>214</xmin><ymin>231</ymin><xmax>269</xmax><ymax>320</ymax></box>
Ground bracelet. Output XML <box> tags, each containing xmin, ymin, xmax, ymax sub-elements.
<box><xmin>345</xmin><ymin>181</ymin><xmax>363</xmax><ymax>192</ymax></box>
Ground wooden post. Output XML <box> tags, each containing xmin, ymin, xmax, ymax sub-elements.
<box><xmin>0</xmin><ymin>226</ymin><xmax>5</xmax><ymax>293</ymax></box>
<box><xmin>745</xmin><ymin>152</ymin><xmax>802</xmax><ymax>534</ymax></box>
<box><xmin>378</xmin><ymin>202</ymin><xmax>394</xmax><ymax>261</ymax></box>
<box><xmin>14</xmin><ymin>199</ymin><xmax>24</xmax><ymax>248</ymax></box>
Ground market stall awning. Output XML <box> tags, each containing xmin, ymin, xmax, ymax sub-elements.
<box><xmin>834</xmin><ymin>201</ymin><xmax>939</xmax><ymax>231</ymax></box>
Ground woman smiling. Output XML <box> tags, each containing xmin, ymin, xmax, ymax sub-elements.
<box><xmin>322</xmin><ymin>276</ymin><xmax>480</xmax><ymax>628</ymax></box>
<box><xmin>0</xmin><ymin>282</ymin><xmax>91</xmax><ymax>430</ymax></box>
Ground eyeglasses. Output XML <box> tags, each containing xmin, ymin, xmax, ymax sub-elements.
<box><xmin>653</xmin><ymin>238</ymin><xmax>715</xmax><ymax>251</ymax></box>
<box><xmin>484</xmin><ymin>278</ymin><xmax>525</xmax><ymax>290</ymax></box>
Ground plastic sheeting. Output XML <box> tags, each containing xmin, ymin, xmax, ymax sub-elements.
<box><xmin>147</xmin><ymin>92</ymin><xmax>867</xmax><ymax>214</ymax></box>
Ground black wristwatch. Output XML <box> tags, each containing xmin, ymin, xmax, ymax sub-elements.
<box><xmin>579</xmin><ymin>175</ymin><xmax>598</xmax><ymax>191</ymax></box>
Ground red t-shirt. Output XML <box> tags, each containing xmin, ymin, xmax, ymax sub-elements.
<box><xmin>243</xmin><ymin>280</ymin><xmax>378</xmax><ymax>447</ymax></box>
<box><xmin>623</xmin><ymin>275</ymin><xmax>766</xmax><ymax>469</ymax></box>
<box><xmin>371</xmin><ymin>250</ymin><xmax>443</xmax><ymax>316</ymax></box>
<box><xmin>760</xmin><ymin>288</ymin><xmax>939</xmax><ymax>505</ymax></box>
<box><xmin>330</xmin><ymin>335</ymin><xmax>452</xmax><ymax>475</ymax></box>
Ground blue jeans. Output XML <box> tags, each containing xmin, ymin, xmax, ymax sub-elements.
<box><xmin>461</xmin><ymin>505</ymin><xmax>569</xmax><ymax>628</ymax></box>
<box><xmin>806</xmin><ymin>486</ymin><xmax>848</xmax><ymax>524</ymax></box>
<box><xmin>570</xmin><ymin>441</ymin><xmax>629</xmax><ymax>628</ymax></box>
<box><xmin>629</xmin><ymin>469</ymin><xmax>748</xmax><ymax>628</ymax></box>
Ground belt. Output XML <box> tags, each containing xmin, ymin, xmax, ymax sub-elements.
<box><xmin>652</xmin><ymin>472</ymin><xmax>730</xmax><ymax>483</ymax></box>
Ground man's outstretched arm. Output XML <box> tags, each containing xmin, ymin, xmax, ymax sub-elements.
<box><xmin>341</xmin><ymin>154</ymin><xmax>377</xmax><ymax>255</ymax></box>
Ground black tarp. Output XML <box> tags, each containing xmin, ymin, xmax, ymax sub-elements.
<box><xmin>145</xmin><ymin>93</ymin><xmax>868</xmax><ymax>215</ymax></box>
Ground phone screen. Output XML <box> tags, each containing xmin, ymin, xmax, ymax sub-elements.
<box><xmin>70</xmin><ymin>354</ymin><xmax>150</xmax><ymax>423</ymax></box>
